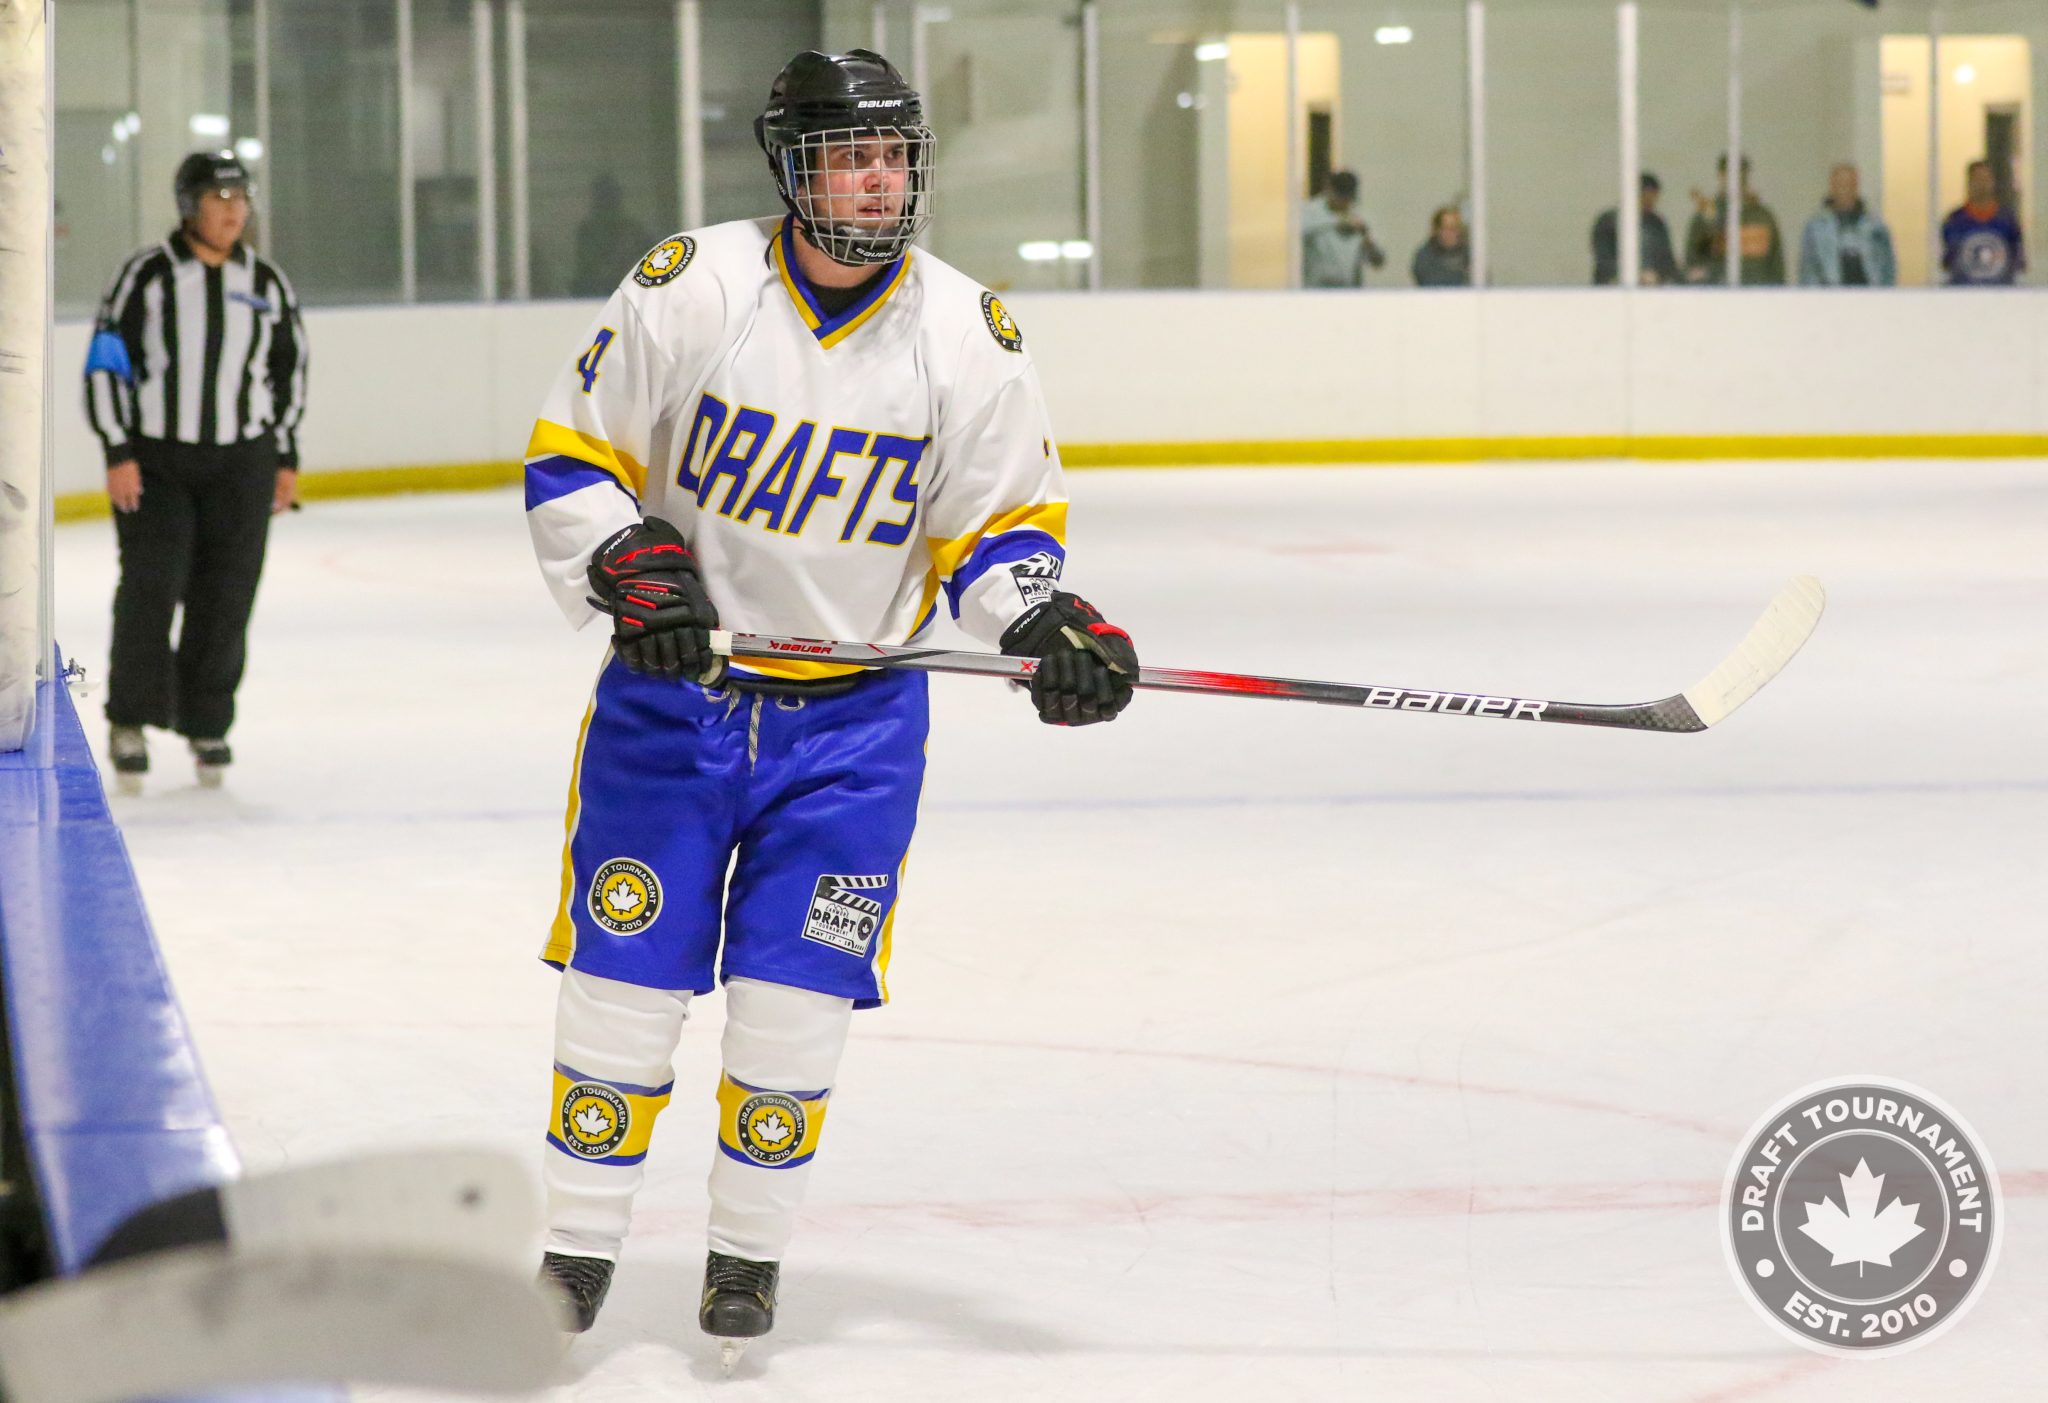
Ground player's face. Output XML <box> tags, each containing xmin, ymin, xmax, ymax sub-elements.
<box><xmin>807</xmin><ymin>132</ymin><xmax>910</xmax><ymax>230</ymax></box>
<box><xmin>194</xmin><ymin>187</ymin><xmax>250</xmax><ymax>248</ymax></box>
<box><xmin>1968</xmin><ymin>165</ymin><xmax>1996</xmax><ymax>204</ymax></box>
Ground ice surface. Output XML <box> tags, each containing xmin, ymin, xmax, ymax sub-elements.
<box><xmin>52</xmin><ymin>460</ymin><xmax>2048</xmax><ymax>1401</ymax></box>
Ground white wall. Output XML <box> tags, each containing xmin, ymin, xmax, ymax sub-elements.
<box><xmin>51</xmin><ymin>288</ymin><xmax>2048</xmax><ymax>495</ymax></box>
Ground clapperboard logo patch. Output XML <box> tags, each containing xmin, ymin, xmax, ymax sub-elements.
<box><xmin>802</xmin><ymin>874</ymin><xmax>890</xmax><ymax>956</ymax></box>
<box><xmin>1009</xmin><ymin>550</ymin><xmax>1062</xmax><ymax>608</ymax></box>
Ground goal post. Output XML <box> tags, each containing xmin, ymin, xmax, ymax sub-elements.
<box><xmin>0</xmin><ymin>0</ymin><xmax>53</xmax><ymax>753</ymax></box>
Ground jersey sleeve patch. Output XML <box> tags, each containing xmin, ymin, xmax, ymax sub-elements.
<box><xmin>633</xmin><ymin>235</ymin><xmax>696</xmax><ymax>288</ymax></box>
<box><xmin>980</xmin><ymin>291</ymin><xmax>1023</xmax><ymax>352</ymax></box>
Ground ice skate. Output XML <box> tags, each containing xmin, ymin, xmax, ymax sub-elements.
<box><xmin>699</xmin><ymin>1251</ymin><xmax>777</xmax><ymax>1371</ymax></box>
<box><xmin>109</xmin><ymin>725</ymin><xmax>147</xmax><ymax>796</ymax></box>
<box><xmin>190</xmin><ymin>738</ymin><xmax>232</xmax><ymax>789</ymax></box>
<box><xmin>537</xmin><ymin>1251</ymin><xmax>615</xmax><ymax>1334</ymax></box>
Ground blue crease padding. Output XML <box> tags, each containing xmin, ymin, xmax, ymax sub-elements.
<box><xmin>525</xmin><ymin>454</ymin><xmax>620</xmax><ymax>510</ymax></box>
<box><xmin>0</xmin><ymin>654</ymin><xmax>339</xmax><ymax>1403</ymax></box>
<box><xmin>84</xmin><ymin>328</ymin><xmax>134</xmax><ymax>382</ymax></box>
<box><xmin>944</xmin><ymin>529</ymin><xmax>1064</xmax><ymax>616</ymax></box>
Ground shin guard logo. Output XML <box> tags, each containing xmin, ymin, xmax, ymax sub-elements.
<box><xmin>800</xmin><ymin>874</ymin><xmax>889</xmax><ymax>955</ymax></box>
<box><xmin>1723</xmin><ymin>1077</ymin><xmax>2000</xmax><ymax>1355</ymax></box>
<box><xmin>736</xmin><ymin>1092</ymin><xmax>806</xmax><ymax>1166</ymax></box>
<box><xmin>560</xmin><ymin>1083</ymin><xmax>631</xmax><ymax>1159</ymax></box>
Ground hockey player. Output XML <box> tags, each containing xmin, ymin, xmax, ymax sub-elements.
<box><xmin>524</xmin><ymin>50</ymin><xmax>1139</xmax><ymax>1353</ymax></box>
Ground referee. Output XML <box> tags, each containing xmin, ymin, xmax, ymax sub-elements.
<box><xmin>84</xmin><ymin>151</ymin><xmax>307</xmax><ymax>792</ymax></box>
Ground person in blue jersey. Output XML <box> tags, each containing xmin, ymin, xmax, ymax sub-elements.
<box><xmin>523</xmin><ymin>50</ymin><xmax>1140</xmax><ymax>1355</ymax></box>
<box><xmin>1942</xmin><ymin>160</ymin><xmax>2027</xmax><ymax>287</ymax></box>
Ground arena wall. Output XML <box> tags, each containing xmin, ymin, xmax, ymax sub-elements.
<box><xmin>49</xmin><ymin>289</ymin><xmax>2048</xmax><ymax>507</ymax></box>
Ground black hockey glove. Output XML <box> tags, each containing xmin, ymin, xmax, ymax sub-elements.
<box><xmin>999</xmin><ymin>591</ymin><xmax>1139</xmax><ymax>727</ymax></box>
<box><xmin>586</xmin><ymin>517</ymin><xmax>725</xmax><ymax>684</ymax></box>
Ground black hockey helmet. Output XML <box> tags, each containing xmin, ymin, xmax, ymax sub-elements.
<box><xmin>754</xmin><ymin>49</ymin><xmax>933</xmax><ymax>266</ymax></box>
<box><xmin>174</xmin><ymin>150</ymin><xmax>252</xmax><ymax>221</ymax></box>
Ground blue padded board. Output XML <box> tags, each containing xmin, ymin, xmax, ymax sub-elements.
<box><xmin>0</xmin><ymin>659</ymin><xmax>336</xmax><ymax>1402</ymax></box>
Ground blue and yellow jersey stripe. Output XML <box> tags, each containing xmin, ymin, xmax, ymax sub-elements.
<box><xmin>526</xmin><ymin>419</ymin><xmax>649</xmax><ymax>501</ymax></box>
<box><xmin>770</xmin><ymin>217</ymin><xmax>912</xmax><ymax>350</ymax></box>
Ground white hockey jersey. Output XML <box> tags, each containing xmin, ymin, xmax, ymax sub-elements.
<box><xmin>525</xmin><ymin>216</ymin><xmax>1070</xmax><ymax>683</ymax></box>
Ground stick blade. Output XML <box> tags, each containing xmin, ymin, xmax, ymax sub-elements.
<box><xmin>1679</xmin><ymin>576</ymin><xmax>1827</xmax><ymax>728</ymax></box>
<box><xmin>0</xmin><ymin>1248</ymin><xmax>561</xmax><ymax>1403</ymax></box>
<box><xmin>224</xmin><ymin>1149</ymin><xmax>537</xmax><ymax>1268</ymax></box>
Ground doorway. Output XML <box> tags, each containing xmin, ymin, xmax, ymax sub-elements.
<box><xmin>1879</xmin><ymin>34</ymin><xmax>2031</xmax><ymax>285</ymax></box>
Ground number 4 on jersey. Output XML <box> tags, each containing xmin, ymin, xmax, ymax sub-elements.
<box><xmin>577</xmin><ymin>327</ymin><xmax>616</xmax><ymax>393</ymax></box>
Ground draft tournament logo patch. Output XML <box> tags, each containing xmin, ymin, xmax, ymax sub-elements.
<box><xmin>1008</xmin><ymin>549</ymin><xmax>1063</xmax><ymax>608</ymax></box>
<box><xmin>1723</xmin><ymin>1076</ymin><xmax>2000</xmax><ymax>1355</ymax></box>
<box><xmin>589</xmin><ymin>857</ymin><xmax>662</xmax><ymax>934</ymax></box>
<box><xmin>801</xmin><ymin>874</ymin><xmax>890</xmax><ymax>955</ymax></box>
<box><xmin>560</xmin><ymin>1082</ymin><xmax>630</xmax><ymax>1159</ymax></box>
<box><xmin>981</xmin><ymin>291</ymin><xmax>1022</xmax><ymax>352</ymax></box>
<box><xmin>735</xmin><ymin>1091</ymin><xmax>806</xmax><ymax>1166</ymax></box>
<box><xmin>634</xmin><ymin>235</ymin><xmax>695</xmax><ymax>288</ymax></box>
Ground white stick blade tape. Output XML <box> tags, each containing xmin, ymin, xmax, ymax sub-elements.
<box><xmin>224</xmin><ymin>1149</ymin><xmax>536</xmax><ymax>1269</ymax></box>
<box><xmin>1680</xmin><ymin>576</ymin><xmax>1827</xmax><ymax>727</ymax></box>
<box><xmin>0</xmin><ymin>1248</ymin><xmax>560</xmax><ymax>1403</ymax></box>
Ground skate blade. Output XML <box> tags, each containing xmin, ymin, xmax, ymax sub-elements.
<box><xmin>113</xmin><ymin>772</ymin><xmax>144</xmax><ymax>797</ymax></box>
<box><xmin>196</xmin><ymin>766</ymin><xmax>226</xmax><ymax>790</ymax></box>
<box><xmin>718</xmin><ymin>1339</ymin><xmax>751</xmax><ymax>1375</ymax></box>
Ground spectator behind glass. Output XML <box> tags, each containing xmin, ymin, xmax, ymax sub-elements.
<box><xmin>1798</xmin><ymin>163</ymin><xmax>1896</xmax><ymax>286</ymax></box>
<box><xmin>1941</xmin><ymin>159</ymin><xmax>2027</xmax><ymax>286</ymax></box>
<box><xmin>1590</xmin><ymin>172</ymin><xmax>1682</xmax><ymax>285</ymax></box>
<box><xmin>1684</xmin><ymin>153</ymin><xmax>1785</xmax><ymax>285</ymax></box>
<box><xmin>1411</xmin><ymin>206</ymin><xmax>1471</xmax><ymax>287</ymax></box>
<box><xmin>1301</xmin><ymin>170</ymin><xmax>1386</xmax><ymax>288</ymax></box>
<box><xmin>572</xmin><ymin>173</ymin><xmax>658</xmax><ymax>297</ymax></box>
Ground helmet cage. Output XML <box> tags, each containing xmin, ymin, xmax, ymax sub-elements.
<box><xmin>771</xmin><ymin>123</ymin><xmax>934</xmax><ymax>266</ymax></box>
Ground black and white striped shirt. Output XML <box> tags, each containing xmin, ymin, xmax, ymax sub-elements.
<box><xmin>84</xmin><ymin>230</ymin><xmax>309</xmax><ymax>468</ymax></box>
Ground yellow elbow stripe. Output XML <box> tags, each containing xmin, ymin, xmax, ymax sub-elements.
<box><xmin>527</xmin><ymin>419</ymin><xmax>649</xmax><ymax>498</ymax></box>
<box><xmin>548</xmin><ymin>1064</ymin><xmax>673</xmax><ymax>1165</ymax></box>
<box><xmin>927</xmin><ymin>501</ymin><xmax>1068</xmax><ymax>581</ymax></box>
<box><xmin>716</xmin><ymin>1073</ymin><xmax>831</xmax><ymax>1169</ymax></box>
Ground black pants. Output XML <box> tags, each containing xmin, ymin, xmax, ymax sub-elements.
<box><xmin>106</xmin><ymin>437</ymin><xmax>277</xmax><ymax>739</ymax></box>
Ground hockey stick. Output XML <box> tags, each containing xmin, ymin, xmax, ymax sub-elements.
<box><xmin>87</xmin><ymin>1149</ymin><xmax>533</xmax><ymax>1270</ymax></box>
<box><xmin>0</xmin><ymin>1247</ymin><xmax>560</xmax><ymax>1403</ymax></box>
<box><xmin>711</xmin><ymin>576</ymin><xmax>1826</xmax><ymax>733</ymax></box>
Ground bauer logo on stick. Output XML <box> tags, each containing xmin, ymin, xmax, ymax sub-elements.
<box><xmin>1723</xmin><ymin>1076</ymin><xmax>2001</xmax><ymax>1355</ymax></box>
<box><xmin>590</xmin><ymin>857</ymin><xmax>662</xmax><ymax>934</ymax></box>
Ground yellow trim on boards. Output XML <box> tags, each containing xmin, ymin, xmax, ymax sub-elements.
<box><xmin>1057</xmin><ymin>434</ymin><xmax>2048</xmax><ymax>468</ymax></box>
<box><xmin>53</xmin><ymin>460</ymin><xmax>524</xmax><ymax>521</ymax></box>
<box><xmin>48</xmin><ymin>432</ymin><xmax>2048</xmax><ymax>527</ymax></box>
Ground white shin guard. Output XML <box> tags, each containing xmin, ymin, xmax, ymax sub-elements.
<box><xmin>544</xmin><ymin>969</ymin><xmax>691</xmax><ymax>1261</ymax></box>
<box><xmin>706</xmin><ymin>976</ymin><xmax>854</xmax><ymax>1264</ymax></box>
